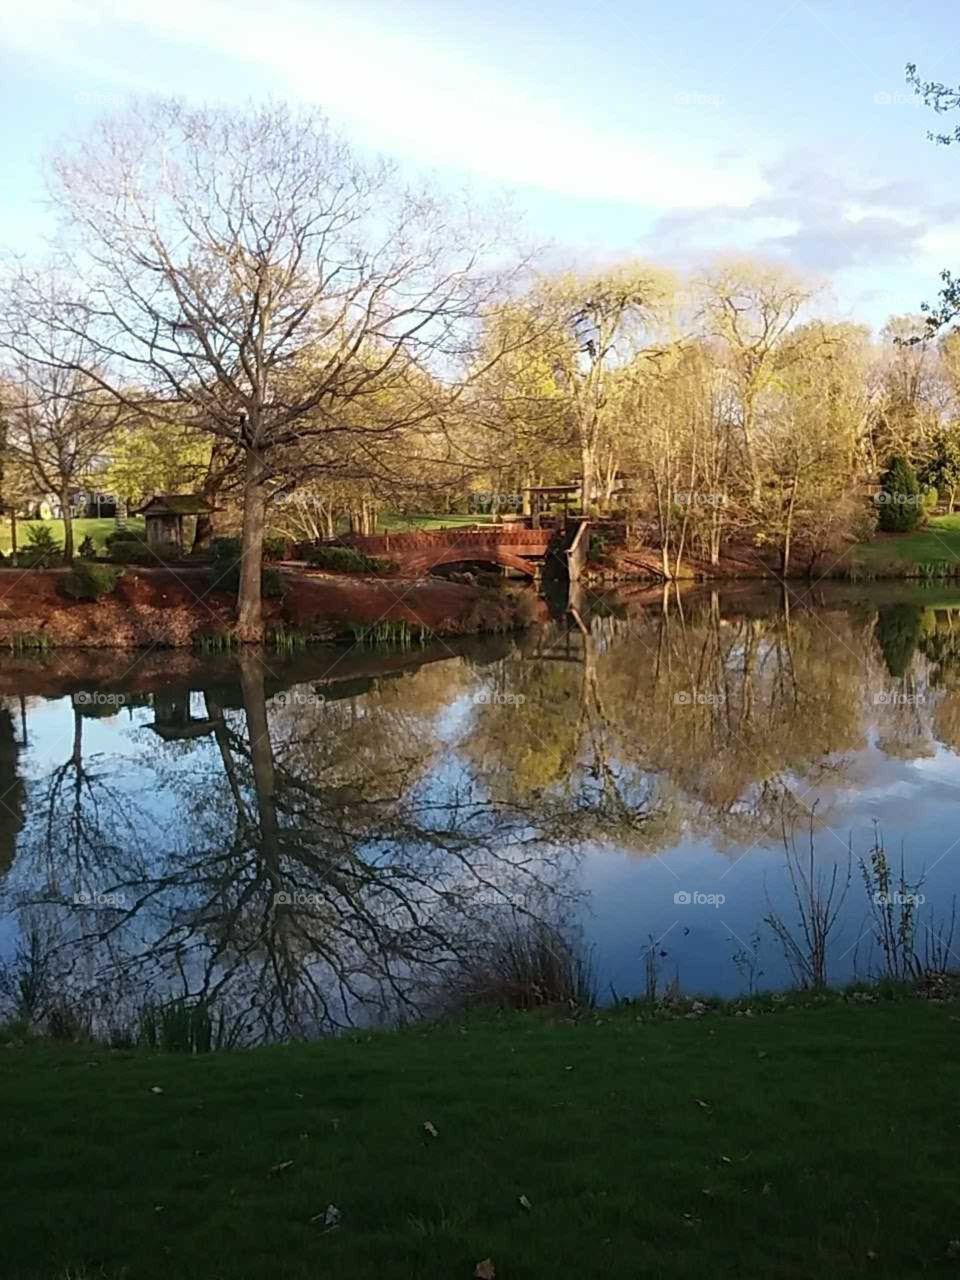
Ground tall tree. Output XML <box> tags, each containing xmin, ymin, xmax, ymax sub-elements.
<box><xmin>694</xmin><ymin>260</ymin><xmax>816</xmax><ymax>504</ymax></box>
<box><xmin>9</xmin><ymin>100</ymin><xmax>513</xmax><ymax>637</ymax></box>
<box><xmin>0</xmin><ymin>297</ymin><xmax>123</xmax><ymax>562</ymax></box>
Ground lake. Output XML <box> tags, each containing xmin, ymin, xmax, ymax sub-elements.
<box><xmin>2</xmin><ymin>581</ymin><xmax>960</xmax><ymax>1042</ymax></box>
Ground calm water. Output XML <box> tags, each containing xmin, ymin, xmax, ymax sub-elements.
<box><xmin>3</xmin><ymin>582</ymin><xmax>960</xmax><ymax>1040</ymax></box>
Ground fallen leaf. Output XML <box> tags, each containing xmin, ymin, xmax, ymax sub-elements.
<box><xmin>694</xmin><ymin>1098</ymin><xmax>710</xmax><ymax>1109</ymax></box>
<box><xmin>474</xmin><ymin>1260</ymin><xmax>495</xmax><ymax>1279</ymax></box>
<box><xmin>423</xmin><ymin>1121</ymin><xmax>439</xmax><ymax>1139</ymax></box>
<box><xmin>150</xmin><ymin>1086</ymin><xmax>163</xmax><ymax>1094</ymax></box>
<box><xmin>269</xmin><ymin>1160</ymin><xmax>294</xmax><ymax>1175</ymax></box>
<box><xmin>518</xmin><ymin>1194</ymin><xmax>532</xmax><ymax>1211</ymax></box>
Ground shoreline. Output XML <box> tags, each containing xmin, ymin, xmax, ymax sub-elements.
<box><xmin>0</xmin><ymin>566</ymin><xmax>538</xmax><ymax>651</ymax></box>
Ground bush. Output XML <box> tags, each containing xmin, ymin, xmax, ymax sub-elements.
<box><xmin>78</xmin><ymin>535</ymin><xmax>97</xmax><ymax>560</ymax></box>
<box><xmin>877</xmin><ymin>455</ymin><xmax>924</xmax><ymax>533</ymax></box>
<box><xmin>109</xmin><ymin>539</ymin><xmax>182</xmax><ymax>564</ymax></box>
<box><xmin>209</xmin><ymin>563</ymin><xmax>285</xmax><ymax>598</ymax></box>
<box><xmin>108</xmin><ymin>540</ymin><xmax>152</xmax><ymax>564</ymax></box>
<box><xmin>104</xmin><ymin>528</ymin><xmax>147</xmax><ymax>548</ymax></box>
<box><xmin>19</xmin><ymin>524</ymin><xmax>63</xmax><ymax>568</ymax></box>
<box><xmin>212</xmin><ymin>534</ymin><xmax>288</xmax><ymax>562</ymax></box>
<box><xmin>210</xmin><ymin>535</ymin><xmax>242</xmax><ymax>561</ymax></box>
<box><xmin>61</xmin><ymin>562</ymin><xmax>122</xmax><ymax>601</ymax></box>
<box><xmin>305</xmin><ymin>544</ymin><xmax>395</xmax><ymax>574</ymax></box>
<box><xmin>263</xmin><ymin>535</ymin><xmax>288</xmax><ymax>561</ymax></box>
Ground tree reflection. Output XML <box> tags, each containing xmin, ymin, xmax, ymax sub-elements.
<box><xmin>5</xmin><ymin>588</ymin><xmax>960</xmax><ymax>1039</ymax></box>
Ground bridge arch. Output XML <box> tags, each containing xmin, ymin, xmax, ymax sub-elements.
<box><xmin>401</xmin><ymin>546</ymin><xmax>540</xmax><ymax>577</ymax></box>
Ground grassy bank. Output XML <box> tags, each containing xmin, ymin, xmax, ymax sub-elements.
<box><xmin>377</xmin><ymin>512</ymin><xmax>495</xmax><ymax>532</ymax></box>
<box><xmin>851</xmin><ymin>513</ymin><xmax>960</xmax><ymax>570</ymax></box>
<box><xmin>2</xmin><ymin>995</ymin><xmax>959</xmax><ymax>1278</ymax></box>
<box><xmin>0</xmin><ymin>517</ymin><xmax>145</xmax><ymax>556</ymax></box>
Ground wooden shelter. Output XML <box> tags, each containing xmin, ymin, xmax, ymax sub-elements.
<box><xmin>137</xmin><ymin>494</ymin><xmax>215</xmax><ymax>552</ymax></box>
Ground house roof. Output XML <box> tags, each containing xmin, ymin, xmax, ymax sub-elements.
<box><xmin>137</xmin><ymin>494</ymin><xmax>216</xmax><ymax>517</ymax></box>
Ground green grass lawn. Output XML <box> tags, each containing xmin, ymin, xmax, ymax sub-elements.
<box><xmin>377</xmin><ymin>513</ymin><xmax>495</xmax><ymax>533</ymax></box>
<box><xmin>0</xmin><ymin>517</ymin><xmax>145</xmax><ymax>556</ymax></box>
<box><xmin>854</xmin><ymin>513</ymin><xmax>960</xmax><ymax>568</ymax></box>
<box><xmin>2</xmin><ymin>996</ymin><xmax>959</xmax><ymax>1279</ymax></box>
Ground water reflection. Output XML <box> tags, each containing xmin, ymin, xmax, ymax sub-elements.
<box><xmin>4</xmin><ymin>583</ymin><xmax>960</xmax><ymax>1034</ymax></box>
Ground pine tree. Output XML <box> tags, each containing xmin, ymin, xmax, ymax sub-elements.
<box><xmin>877</xmin><ymin>454</ymin><xmax>923</xmax><ymax>533</ymax></box>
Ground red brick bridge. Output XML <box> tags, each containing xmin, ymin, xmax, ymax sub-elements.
<box><xmin>337</xmin><ymin>525</ymin><xmax>559</xmax><ymax>578</ymax></box>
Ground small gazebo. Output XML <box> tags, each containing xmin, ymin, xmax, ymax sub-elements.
<box><xmin>136</xmin><ymin>494</ymin><xmax>215</xmax><ymax>552</ymax></box>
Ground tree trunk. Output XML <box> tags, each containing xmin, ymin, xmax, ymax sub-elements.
<box><xmin>192</xmin><ymin>512</ymin><xmax>214</xmax><ymax>553</ymax></box>
<box><xmin>237</xmin><ymin>450</ymin><xmax>268</xmax><ymax>643</ymax></box>
<box><xmin>61</xmin><ymin>492</ymin><xmax>74</xmax><ymax>563</ymax></box>
<box><xmin>9</xmin><ymin>510</ymin><xmax>17</xmax><ymax>558</ymax></box>
<box><xmin>781</xmin><ymin>475</ymin><xmax>799</xmax><ymax>577</ymax></box>
<box><xmin>191</xmin><ymin>439</ymin><xmax>232</xmax><ymax>553</ymax></box>
<box><xmin>239</xmin><ymin>657</ymin><xmax>280</xmax><ymax>861</ymax></box>
<box><xmin>580</xmin><ymin>445</ymin><xmax>595</xmax><ymax>513</ymax></box>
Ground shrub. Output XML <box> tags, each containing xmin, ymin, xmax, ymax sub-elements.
<box><xmin>263</xmin><ymin>535</ymin><xmax>287</xmax><ymax>561</ymax></box>
<box><xmin>104</xmin><ymin>527</ymin><xmax>147</xmax><ymax>548</ymax></box>
<box><xmin>210</xmin><ymin>535</ymin><xmax>242</xmax><ymax>561</ymax></box>
<box><xmin>444</xmin><ymin>917</ymin><xmax>596</xmax><ymax>1012</ymax></box>
<box><xmin>61</xmin><ymin>562</ymin><xmax>122</xmax><ymax>601</ymax></box>
<box><xmin>209</xmin><ymin>562</ymin><xmax>285</xmax><ymax>598</ymax></box>
<box><xmin>108</xmin><ymin>540</ymin><xmax>152</xmax><ymax>564</ymax></box>
<box><xmin>78</xmin><ymin>535</ymin><xmax>97</xmax><ymax>560</ymax></box>
<box><xmin>109</xmin><ymin>539</ymin><xmax>182</xmax><ymax>564</ymax></box>
<box><xmin>305</xmin><ymin>544</ymin><xmax>395</xmax><ymax>574</ymax></box>
<box><xmin>19</xmin><ymin>525</ymin><xmax>63</xmax><ymax>568</ymax></box>
<box><xmin>876</xmin><ymin>455</ymin><xmax>923</xmax><ymax>533</ymax></box>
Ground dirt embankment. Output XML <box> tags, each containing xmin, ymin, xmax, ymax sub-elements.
<box><xmin>583</xmin><ymin>544</ymin><xmax>783</xmax><ymax>584</ymax></box>
<box><xmin>0</xmin><ymin>567</ymin><xmax>537</xmax><ymax>651</ymax></box>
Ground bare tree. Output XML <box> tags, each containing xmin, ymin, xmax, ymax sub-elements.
<box><xmin>10</xmin><ymin>99</ymin><xmax>515</xmax><ymax>636</ymax></box>
<box><xmin>1</xmin><ymin>291</ymin><xmax>123</xmax><ymax>561</ymax></box>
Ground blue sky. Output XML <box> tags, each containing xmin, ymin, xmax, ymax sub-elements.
<box><xmin>2</xmin><ymin>0</ymin><xmax>959</xmax><ymax>329</ymax></box>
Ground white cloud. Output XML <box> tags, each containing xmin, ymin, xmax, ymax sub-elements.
<box><xmin>3</xmin><ymin>0</ymin><xmax>768</xmax><ymax>209</ymax></box>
